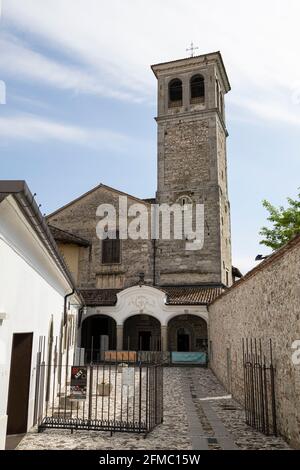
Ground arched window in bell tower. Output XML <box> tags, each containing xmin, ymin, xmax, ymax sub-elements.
<box><xmin>169</xmin><ymin>78</ymin><xmax>182</xmax><ymax>107</ymax></box>
<box><xmin>190</xmin><ymin>74</ymin><xmax>205</xmax><ymax>103</ymax></box>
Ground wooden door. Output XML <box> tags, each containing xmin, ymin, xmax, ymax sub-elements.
<box><xmin>7</xmin><ymin>333</ymin><xmax>33</xmax><ymax>434</ymax></box>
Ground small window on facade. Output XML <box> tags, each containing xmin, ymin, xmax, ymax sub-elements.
<box><xmin>102</xmin><ymin>230</ymin><xmax>120</xmax><ymax>264</ymax></box>
<box><xmin>220</xmin><ymin>92</ymin><xmax>224</xmax><ymax>117</ymax></box>
<box><xmin>226</xmin><ymin>270</ymin><xmax>229</xmax><ymax>286</ymax></box>
<box><xmin>216</xmin><ymin>79</ymin><xmax>220</xmax><ymax>109</ymax></box>
<box><xmin>177</xmin><ymin>195</ymin><xmax>192</xmax><ymax>211</ymax></box>
<box><xmin>169</xmin><ymin>79</ymin><xmax>182</xmax><ymax>107</ymax></box>
<box><xmin>190</xmin><ymin>75</ymin><xmax>205</xmax><ymax>103</ymax></box>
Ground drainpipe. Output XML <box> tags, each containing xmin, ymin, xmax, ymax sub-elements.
<box><xmin>64</xmin><ymin>289</ymin><xmax>75</xmax><ymax>325</ymax></box>
<box><xmin>153</xmin><ymin>239</ymin><xmax>157</xmax><ymax>286</ymax></box>
<box><xmin>64</xmin><ymin>289</ymin><xmax>74</xmax><ymax>367</ymax></box>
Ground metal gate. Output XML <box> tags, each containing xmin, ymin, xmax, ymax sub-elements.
<box><xmin>242</xmin><ymin>338</ymin><xmax>277</xmax><ymax>436</ymax></box>
<box><xmin>36</xmin><ymin>351</ymin><xmax>163</xmax><ymax>436</ymax></box>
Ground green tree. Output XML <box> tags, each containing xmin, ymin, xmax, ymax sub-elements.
<box><xmin>259</xmin><ymin>191</ymin><xmax>300</xmax><ymax>250</ymax></box>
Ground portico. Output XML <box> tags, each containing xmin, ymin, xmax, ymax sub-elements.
<box><xmin>79</xmin><ymin>285</ymin><xmax>209</xmax><ymax>354</ymax></box>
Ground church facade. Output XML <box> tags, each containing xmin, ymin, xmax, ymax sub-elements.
<box><xmin>47</xmin><ymin>52</ymin><xmax>233</xmax><ymax>360</ymax></box>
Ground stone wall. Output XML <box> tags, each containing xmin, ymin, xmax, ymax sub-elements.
<box><xmin>209</xmin><ymin>235</ymin><xmax>300</xmax><ymax>447</ymax></box>
<box><xmin>48</xmin><ymin>185</ymin><xmax>154</xmax><ymax>289</ymax></box>
<box><xmin>217</xmin><ymin>120</ymin><xmax>232</xmax><ymax>286</ymax></box>
<box><xmin>154</xmin><ymin>54</ymin><xmax>232</xmax><ymax>287</ymax></box>
<box><xmin>156</xmin><ymin>116</ymin><xmax>226</xmax><ymax>286</ymax></box>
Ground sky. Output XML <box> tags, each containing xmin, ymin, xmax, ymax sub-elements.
<box><xmin>0</xmin><ymin>0</ymin><xmax>300</xmax><ymax>274</ymax></box>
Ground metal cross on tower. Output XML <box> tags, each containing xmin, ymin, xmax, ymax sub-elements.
<box><xmin>186</xmin><ymin>41</ymin><xmax>199</xmax><ymax>57</ymax></box>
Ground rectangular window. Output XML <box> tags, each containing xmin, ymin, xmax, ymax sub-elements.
<box><xmin>102</xmin><ymin>231</ymin><xmax>120</xmax><ymax>264</ymax></box>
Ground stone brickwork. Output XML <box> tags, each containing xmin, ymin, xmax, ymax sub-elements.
<box><xmin>48</xmin><ymin>185</ymin><xmax>154</xmax><ymax>289</ymax></box>
<box><xmin>217</xmin><ymin>121</ymin><xmax>232</xmax><ymax>286</ymax></box>
<box><xmin>209</xmin><ymin>235</ymin><xmax>300</xmax><ymax>448</ymax></box>
<box><xmin>163</xmin><ymin>120</ymin><xmax>210</xmax><ymax>188</ymax></box>
<box><xmin>153</xmin><ymin>53</ymin><xmax>232</xmax><ymax>287</ymax></box>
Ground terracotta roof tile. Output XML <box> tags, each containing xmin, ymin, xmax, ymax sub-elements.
<box><xmin>80</xmin><ymin>289</ymin><xmax>121</xmax><ymax>306</ymax></box>
<box><xmin>164</xmin><ymin>286</ymin><xmax>224</xmax><ymax>305</ymax></box>
<box><xmin>80</xmin><ymin>285</ymin><xmax>224</xmax><ymax>307</ymax></box>
<box><xmin>49</xmin><ymin>225</ymin><xmax>90</xmax><ymax>247</ymax></box>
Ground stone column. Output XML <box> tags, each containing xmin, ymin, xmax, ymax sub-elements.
<box><xmin>116</xmin><ymin>325</ymin><xmax>123</xmax><ymax>351</ymax></box>
<box><xmin>182</xmin><ymin>75</ymin><xmax>189</xmax><ymax>109</ymax></box>
<box><xmin>161</xmin><ymin>325</ymin><xmax>168</xmax><ymax>352</ymax></box>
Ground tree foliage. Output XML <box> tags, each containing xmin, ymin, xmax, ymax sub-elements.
<box><xmin>259</xmin><ymin>191</ymin><xmax>300</xmax><ymax>250</ymax></box>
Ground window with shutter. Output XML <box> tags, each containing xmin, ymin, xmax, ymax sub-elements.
<box><xmin>102</xmin><ymin>231</ymin><xmax>120</xmax><ymax>264</ymax></box>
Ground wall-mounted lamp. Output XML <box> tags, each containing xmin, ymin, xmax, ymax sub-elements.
<box><xmin>255</xmin><ymin>254</ymin><xmax>270</xmax><ymax>261</ymax></box>
<box><xmin>0</xmin><ymin>312</ymin><xmax>7</xmax><ymax>326</ymax></box>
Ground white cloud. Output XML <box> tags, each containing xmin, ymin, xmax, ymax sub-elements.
<box><xmin>1</xmin><ymin>0</ymin><xmax>300</xmax><ymax>123</ymax></box>
<box><xmin>0</xmin><ymin>35</ymin><xmax>143</xmax><ymax>103</ymax></box>
<box><xmin>229</xmin><ymin>93</ymin><xmax>300</xmax><ymax>129</ymax></box>
<box><xmin>0</xmin><ymin>113</ymin><xmax>133</xmax><ymax>151</ymax></box>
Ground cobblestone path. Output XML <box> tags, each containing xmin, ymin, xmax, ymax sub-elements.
<box><xmin>16</xmin><ymin>368</ymin><xmax>291</xmax><ymax>450</ymax></box>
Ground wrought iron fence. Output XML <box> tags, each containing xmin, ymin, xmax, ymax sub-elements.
<box><xmin>35</xmin><ymin>350</ymin><xmax>163</xmax><ymax>436</ymax></box>
<box><xmin>242</xmin><ymin>338</ymin><xmax>277</xmax><ymax>436</ymax></box>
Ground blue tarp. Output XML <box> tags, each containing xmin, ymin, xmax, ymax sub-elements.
<box><xmin>171</xmin><ymin>351</ymin><xmax>207</xmax><ymax>364</ymax></box>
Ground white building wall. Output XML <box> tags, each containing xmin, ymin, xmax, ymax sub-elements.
<box><xmin>0</xmin><ymin>196</ymin><xmax>80</xmax><ymax>449</ymax></box>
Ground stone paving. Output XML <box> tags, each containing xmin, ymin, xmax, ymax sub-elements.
<box><xmin>17</xmin><ymin>368</ymin><xmax>291</xmax><ymax>450</ymax></box>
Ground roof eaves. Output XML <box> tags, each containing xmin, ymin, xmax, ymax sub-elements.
<box><xmin>49</xmin><ymin>224</ymin><xmax>91</xmax><ymax>247</ymax></box>
<box><xmin>47</xmin><ymin>183</ymin><xmax>150</xmax><ymax>219</ymax></box>
<box><xmin>0</xmin><ymin>180</ymin><xmax>81</xmax><ymax>299</ymax></box>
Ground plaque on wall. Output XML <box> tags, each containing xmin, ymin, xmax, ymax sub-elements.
<box><xmin>70</xmin><ymin>366</ymin><xmax>87</xmax><ymax>400</ymax></box>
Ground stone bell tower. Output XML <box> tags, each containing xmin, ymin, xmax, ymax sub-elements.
<box><xmin>151</xmin><ymin>51</ymin><xmax>232</xmax><ymax>287</ymax></box>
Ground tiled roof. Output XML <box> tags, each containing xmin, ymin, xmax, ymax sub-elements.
<box><xmin>49</xmin><ymin>225</ymin><xmax>90</xmax><ymax>247</ymax></box>
<box><xmin>80</xmin><ymin>285</ymin><xmax>224</xmax><ymax>307</ymax></box>
<box><xmin>164</xmin><ymin>286</ymin><xmax>224</xmax><ymax>305</ymax></box>
<box><xmin>80</xmin><ymin>289</ymin><xmax>121</xmax><ymax>306</ymax></box>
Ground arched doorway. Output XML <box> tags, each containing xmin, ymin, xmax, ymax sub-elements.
<box><xmin>81</xmin><ymin>315</ymin><xmax>116</xmax><ymax>362</ymax></box>
<box><xmin>123</xmin><ymin>315</ymin><xmax>161</xmax><ymax>351</ymax></box>
<box><xmin>168</xmin><ymin>314</ymin><xmax>208</xmax><ymax>352</ymax></box>
<box><xmin>177</xmin><ymin>327</ymin><xmax>190</xmax><ymax>352</ymax></box>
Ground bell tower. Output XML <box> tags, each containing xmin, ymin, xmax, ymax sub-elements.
<box><xmin>151</xmin><ymin>51</ymin><xmax>232</xmax><ymax>287</ymax></box>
